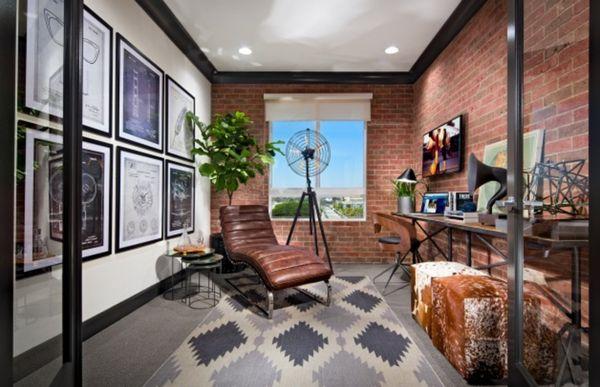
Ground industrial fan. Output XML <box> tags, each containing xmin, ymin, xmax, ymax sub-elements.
<box><xmin>284</xmin><ymin>128</ymin><xmax>332</xmax><ymax>269</ymax></box>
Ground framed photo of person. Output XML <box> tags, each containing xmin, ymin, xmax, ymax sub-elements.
<box><xmin>16</xmin><ymin>121</ymin><xmax>112</xmax><ymax>278</ymax></box>
<box><xmin>116</xmin><ymin>34</ymin><xmax>164</xmax><ymax>152</ymax></box>
<box><xmin>165</xmin><ymin>161</ymin><xmax>195</xmax><ymax>238</ymax></box>
<box><xmin>24</xmin><ymin>2</ymin><xmax>113</xmax><ymax>136</ymax></box>
<box><xmin>116</xmin><ymin>147</ymin><xmax>164</xmax><ymax>251</ymax></box>
<box><xmin>165</xmin><ymin>76</ymin><xmax>195</xmax><ymax>161</ymax></box>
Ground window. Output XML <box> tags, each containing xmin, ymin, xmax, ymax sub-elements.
<box><xmin>269</xmin><ymin>120</ymin><xmax>366</xmax><ymax>220</ymax></box>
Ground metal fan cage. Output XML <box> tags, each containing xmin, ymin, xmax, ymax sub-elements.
<box><xmin>285</xmin><ymin>129</ymin><xmax>331</xmax><ymax>177</ymax></box>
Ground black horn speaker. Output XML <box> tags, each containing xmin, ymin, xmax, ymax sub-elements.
<box><xmin>467</xmin><ymin>153</ymin><xmax>507</xmax><ymax>214</ymax></box>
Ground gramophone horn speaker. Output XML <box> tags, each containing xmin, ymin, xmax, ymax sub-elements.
<box><xmin>467</xmin><ymin>153</ymin><xmax>508</xmax><ymax>214</ymax></box>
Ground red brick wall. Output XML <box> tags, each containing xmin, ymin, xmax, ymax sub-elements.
<box><xmin>412</xmin><ymin>0</ymin><xmax>589</xmax><ymax>323</ymax></box>
<box><xmin>211</xmin><ymin>84</ymin><xmax>413</xmax><ymax>263</ymax></box>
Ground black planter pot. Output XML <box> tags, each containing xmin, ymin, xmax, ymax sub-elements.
<box><xmin>209</xmin><ymin>232</ymin><xmax>245</xmax><ymax>273</ymax></box>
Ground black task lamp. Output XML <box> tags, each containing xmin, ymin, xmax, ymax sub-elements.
<box><xmin>467</xmin><ymin>153</ymin><xmax>507</xmax><ymax>224</ymax></box>
<box><xmin>397</xmin><ymin>168</ymin><xmax>417</xmax><ymax>184</ymax></box>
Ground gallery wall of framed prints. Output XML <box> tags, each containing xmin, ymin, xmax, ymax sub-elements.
<box><xmin>116</xmin><ymin>147</ymin><xmax>164</xmax><ymax>252</ymax></box>
<box><xmin>15</xmin><ymin>121</ymin><xmax>112</xmax><ymax>278</ymax></box>
<box><xmin>15</xmin><ymin>1</ymin><xmax>199</xmax><ymax>279</ymax></box>
<box><xmin>116</xmin><ymin>34</ymin><xmax>164</xmax><ymax>153</ymax></box>
<box><xmin>165</xmin><ymin>161</ymin><xmax>195</xmax><ymax>238</ymax></box>
<box><xmin>22</xmin><ymin>1</ymin><xmax>113</xmax><ymax>137</ymax></box>
<box><xmin>165</xmin><ymin>76</ymin><xmax>196</xmax><ymax>161</ymax></box>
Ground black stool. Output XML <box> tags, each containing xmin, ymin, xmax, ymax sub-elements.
<box><xmin>373</xmin><ymin>236</ymin><xmax>414</xmax><ymax>290</ymax></box>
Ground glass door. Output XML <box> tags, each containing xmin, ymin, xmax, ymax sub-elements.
<box><xmin>508</xmin><ymin>0</ymin><xmax>591</xmax><ymax>385</ymax></box>
<box><xmin>1</xmin><ymin>0</ymin><xmax>84</xmax><ymax>385</ymax></box>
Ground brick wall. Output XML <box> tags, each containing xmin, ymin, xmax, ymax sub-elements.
<box><xmin>412</xmin><ymin>0</ymin><xmax>589</xmax><ymax>323</ymax></box>
<box><xmin>211</xmin><ymin>84</ymin><xmax>413</xmax><ymax>263</ymax></box>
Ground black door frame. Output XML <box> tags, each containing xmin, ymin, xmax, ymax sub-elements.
<box><xmin>507</xmin><ymin>0</ymin><xmax>597</xmax><ymax>385</ymax></box>
<box><xmin>0</xmin><ymin>0</ymin><xmax>16</xmax><ymax>383</ymax></box>
<box><xmin>589</xmin><ymin>0</ymin><xmax>599</xmax><ymax>385</ymax></box>
<box><xmin>0</xmin><ymin>0</ymin><xmax>84</xmax><ymax>384</ymax></box>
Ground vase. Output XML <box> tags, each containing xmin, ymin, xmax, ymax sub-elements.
<box><xmin>398</xmin><ymin>196</ymin><xmax>414</xmax><ymax>214</ymax></box>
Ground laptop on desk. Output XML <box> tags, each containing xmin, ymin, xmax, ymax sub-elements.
<box><xmin>414</xmin><ymin>192</ymin><xmax>449</xmax><ymax>216</ymax></box>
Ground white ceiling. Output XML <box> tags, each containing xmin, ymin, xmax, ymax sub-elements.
<box><xmin>164</xmin><ymin>0</ymin><xmax>462</xmax><ymax>72</ymax></box>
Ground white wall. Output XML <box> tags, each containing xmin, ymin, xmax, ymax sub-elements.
<box><xmin>14</xmin><ymin>0</ymin><xmax>211</xmax><ymax>355</ymax></box>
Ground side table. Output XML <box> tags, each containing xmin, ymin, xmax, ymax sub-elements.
<box><xmin>163</xmin><ymin>246</ymin><xmax>215</xmax><ymax>302</ymax></box>
<box><xmin>182</xmin><ymin>253</ymin><xmax>223</xmax><ymax>309</ymax></box>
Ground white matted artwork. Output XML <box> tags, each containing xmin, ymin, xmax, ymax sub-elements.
<box><xmin>166</xmin><ymin>161</ymin><xmax>195</xmax><ymax>238</ymax></box>
<box><xmin>25</xmin><ymin>1</ymin><xmax>112</xmax><ymax>135</ymax></box>
<box><xmin>166</xmin><ymin>76</ymin><xmax>195</xmax><ymax>161</ymax></box>
<box><xmin>20</xmin><ymin>124</ymin><xmax>112</xmax><ymax>276</ymax></box>
<box><xmin>117</xmin><ymin>147</ymin><xmax>163</xmax><ymax>251</ymax></box>
<box><xmin>116</xmin><ymin>34</ymin><xmax>164</xmax><ymax>152</ymax></box>
<box><xmin>477</xmin><ymin>129</ymin><xmax>545</xmax><ymax>213</ymax></box>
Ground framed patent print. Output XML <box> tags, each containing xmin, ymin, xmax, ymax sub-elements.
<box><xmin>116</xmin><ymin>34</ymin><xmax>164</xmax><ymax>152</ymax></box>
<box><xmin>24</xmin><ymin>2</ymin><xmax>112</xmax><ymax>135</ymax></box>
<box><xmin>16</xmin><ymin>121</ymin><xmax>112</xmax><ymax>278</ymax></box>
<box><xmin>165</xmin><ymin>76</ymin><xmax>195</xmax><ymax>161</ymax></box>
<box><xmin>165</xmin><ymin>161</ymin><xmax>195</xmax><ymax>238</ymax></box>
<box><xmin>116</xmin><ymin>147</ymin><xmax>164</xmax><ymax>251</ymax></box>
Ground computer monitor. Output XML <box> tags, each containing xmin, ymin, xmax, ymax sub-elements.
<box><xmin>420</xmin><ymin>193</ymin><xmax>449</xmax><ymax>214</ymax></box>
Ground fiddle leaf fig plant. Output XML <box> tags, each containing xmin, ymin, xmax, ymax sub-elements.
<box><xmin>188</xmin><ymin>111</ymin><xmax>283</xmax><ymax>205</ymax></box>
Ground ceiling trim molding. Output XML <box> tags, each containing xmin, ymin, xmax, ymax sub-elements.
<box><xmin>410</xmin><ymin>0</ymin><xmax>487</xmax><ymax>80</ymax></box>
<box><xmin>137</xmin><ymin>0</ymin><xmax>486</xmax><ymax>85</ymax></box>
<box><xmin>212</xmin><ymin>72</ymin><xmax>415</xmax><ymax>84</ymax></box>
<box><xmin>135</xmin><ymin>0</ymin><xmax>217</xmax><ymax>82</ymax></box>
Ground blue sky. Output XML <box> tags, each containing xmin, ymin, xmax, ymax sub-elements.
<box><xmin>271</xmin><ymin>121</ymin><xmax>365</xmax><ymax>188</ymax></box>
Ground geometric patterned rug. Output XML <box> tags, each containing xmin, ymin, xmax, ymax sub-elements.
<box><xmin>145</xmin><ymin>276</ymin><xmax>445</xmax><ymax>387</ymax></box>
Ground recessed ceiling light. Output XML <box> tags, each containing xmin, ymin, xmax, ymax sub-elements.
<box><xmin>238</xmin><ymin>46</ymin><xmax>252</xmax><ymax>55</ymax></box>
<box><xmin>385</xmin><ymin>46</ymin><xmax>399</xmax><ymax>55</ymax></box>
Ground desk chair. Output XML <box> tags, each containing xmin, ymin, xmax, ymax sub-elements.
<box><xmin>373</xmin><ymin>212</ymin><xmax>422</xmax><ymax>291</ymax></box>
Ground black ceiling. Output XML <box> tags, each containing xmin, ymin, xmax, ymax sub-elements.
<box><xmin>135</xmin><ymin>0</ymin><xmax>486</xmax><ymax>84</ymax></box>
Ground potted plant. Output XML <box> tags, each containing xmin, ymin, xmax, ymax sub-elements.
<box><xmin>392</xmin><ymin>169</ymin><xmax>427</xmax><ymax>214</ymax></box>
<box><xmin>187</xmin><ymin>111</ymin><xmax>282</xmax><ymax>273</ymax></box>
<box><xmin>188</xmin><ymin>111</ymin><xmax>283</xmax><ymax>205</ymax></box>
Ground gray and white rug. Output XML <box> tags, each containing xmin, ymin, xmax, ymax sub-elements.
<box><xmin>145</xmin><ymin>276</ymin><xmax>444</xmax><ymax>387</ymax></box>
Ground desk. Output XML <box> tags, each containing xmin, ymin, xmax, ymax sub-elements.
<box><xmin>383</xmin><ymin>212</ymin><xmax>589</xmax><ymax>383</ymax></box>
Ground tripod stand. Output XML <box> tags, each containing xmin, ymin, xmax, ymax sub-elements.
<box><xmin>286</xmin><ymin>165</ymin><xmax>333</xmax><ymax>271</ymax></box>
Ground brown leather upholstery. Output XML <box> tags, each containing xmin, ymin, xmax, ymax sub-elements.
<box><xmin>220</xmin><ymin>205</ymin><xmax>333</xmax><ymax>291</ymax></box>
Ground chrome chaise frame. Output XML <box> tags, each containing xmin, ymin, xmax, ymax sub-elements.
<box><xmin>224</xmin><ymin>261</ymin><xmax>331</xmax><ymax>319</ymax></box>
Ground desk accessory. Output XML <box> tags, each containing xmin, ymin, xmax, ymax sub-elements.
<box><xmin>467</xmin><ymin>153</ymin><xmax>507</xmax><ymax>225</ymax></box>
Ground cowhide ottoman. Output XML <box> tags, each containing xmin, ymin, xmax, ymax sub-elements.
<box><xmin>430</xmin><ymin>275</ymin><xmax>567</xmax><ymax>384</ymax></box>
<box><xmin>410</xmin><ymin>261</ymin><xmax>487</xmax><ymax>336</ymax></box>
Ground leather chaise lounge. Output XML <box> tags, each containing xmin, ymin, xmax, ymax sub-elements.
<box><xmin>220</xmin><ymin>205</ymin><xmax>333</xmax><ymax>318</ymax></box>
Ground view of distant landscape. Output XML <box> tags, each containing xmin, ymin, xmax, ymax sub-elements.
<box><xmin>271</xmin><ymin>195</ymin><xmax>365</xmax><ymax>220</ymax></box>
<box><xmin>270</xmin><ymin>120</ymin><xmax>366</xmax><ymax>221</ymax></box>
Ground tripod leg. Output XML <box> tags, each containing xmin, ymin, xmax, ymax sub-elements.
<box><xmin>308</xmin><ymin>193</ymin><xmax>319</xmax><ymax>255</ymax></box>
<box><xmin>286</xmin><ymin>192</ymin><xmax>307</xmax><ymax>245</ymax></box>
<box><xmin>312</xmin><ymin>192</ymin><xmax>333</xmax><ymax>270</ymax></box>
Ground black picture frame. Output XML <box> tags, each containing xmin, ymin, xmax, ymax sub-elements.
<box><xmin>115</xmin><ymin>33</ymin><xmax>164</xmax><ymax>153</ymax></box>
<box><xmin>19</xmin><ymin>4</ymin><xmax>113</xmax><ymax>138</ymax></box>
<box><xmin>165</xmin><ymin>75</ymin><xmax>196</xmax><ymax>161</ymax></box>
<box><xmin>165</xmin><ymin>160</ymin><xmax>195</xmax><ymax>239</ymax></box>
<box><xmin>15</xmin><ymin>121</ymin><xmax>113</xmax><ymax>279</ymax></box>
<box><xmin>116</xmin><ymin>146</ymin><xmax>164</xmax><ymax>252</ymax></box>
<box><xmin>81</xmin><ymin>6</ymin><xmax>113</xmax><ymax>138</ymax></box>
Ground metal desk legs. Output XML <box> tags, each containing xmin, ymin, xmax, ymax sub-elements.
<box><xmin>556</xmin><ymin>247</ymin><xmax>584</xmax><ymax>386</ymax></box>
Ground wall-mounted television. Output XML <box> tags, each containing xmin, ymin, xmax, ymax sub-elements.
<box><xmin>422</xmin><ymin>115</ymin><xmax>463</xmax><ymax>178</ymax></box>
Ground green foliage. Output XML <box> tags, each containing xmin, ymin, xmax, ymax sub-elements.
<box><xmin>271</xmin><ymin>199</ymin><xmax>310</xmax><ymax>218</ymax></box>
<box><xmin>188</xmin><ymin>111</ymin><xmax>283</xmax><ymax>205</ymax></box>
<box><xmin>392</xmin><ymin>180</ymin><xmax>416</xmax><ymax>198</ymax></box>
<box><xmin>333</xmin><ymin>202</ymin><xmax>363</xmax><ymax>218</ymax></box>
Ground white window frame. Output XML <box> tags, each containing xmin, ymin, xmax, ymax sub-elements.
<box><xmin>268</xmin><ymin>120</ymin><xmax>367</xmax><ymax>222</ymax></box>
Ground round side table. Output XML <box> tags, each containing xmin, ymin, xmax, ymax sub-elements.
<box><xmin>182</xmin><ymin>253</ymin><xmax>223</xmax><ymax>309</ymax></box>
<box><xmin>163</xmin><ymin>247</ymin><xmax>215</xmax><ymax>302</ymax></box>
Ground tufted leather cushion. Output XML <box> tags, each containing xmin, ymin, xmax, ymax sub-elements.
<box><xmin>220</xmin><ymin>205</ymin><xmax>333</xmax><ymax>291</ymax></box>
